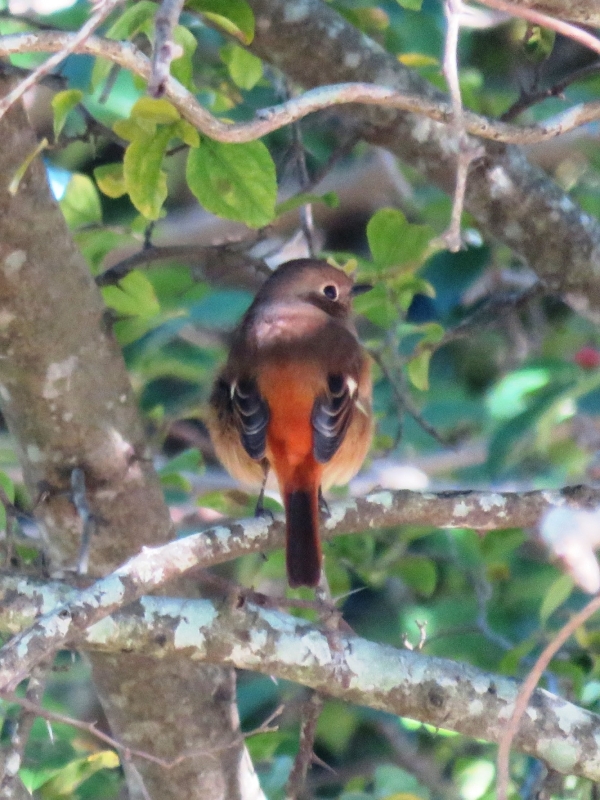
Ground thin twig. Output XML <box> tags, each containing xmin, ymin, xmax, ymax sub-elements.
<box><xmin>3</xmin><ymin>34</ymin><xmax>600</xmax><ymax>145</ymax></box>
<box><xmin>0</xmin><ymin>0</ymin><xmax>124</xmax><ymax>121</ymax></box>
<box><xmin>475</xmin><ymin>0</ymin><xmax>600</xmax><ymax>57</ymax></box>
<box><xmin>285</xmin><ymin>692</ymin><xmax>325</xmax><ymax>800</ymax></box>
<box><xmin>496</xmin><ymin>592</ymin><xmax>600</xmax><ymax>800</ymax></box>
<box><xmin>0</xmin><ymin>692</ymin><xmax>283</xmax><ymax>771</ymax></box>
<box><xmin>441</xmin><ymin>0</ymin><xmax>485</xmax><ymax>252</ymax></box>
<box><xmin>501</xmin><ymin>60</ymin><xmax>600</xmax><ymax>122</ymax></box>
<box><xmin>149</xmin><ymin>0</ymin><xmax>185</xmax><ymax>97</ymax></box>
<box><xmin>285</xmin><ymin>81</ymin><xmax>317</xmax><ymax>257</ymax></box>
<box><xmin>0</xmin><ymin>662</ymin><xmax>50</xmax><ymax>790</ymax></box>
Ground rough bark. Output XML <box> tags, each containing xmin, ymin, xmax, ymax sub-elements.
<box><xmin>2</xmin><ymin>576</ymin><xmax>600</xmax><ymax>786</ymax></box>
<box><xmin>246</xmin><ymin>0</ymin><xmax>600</xmax><ymax>315</ymax></box>
<box><xmin>513</xmin><ymin>0</ymin><xmax>600</xmax><ymax>26</ymax></box>
<box><xmin>0</xmin><ymin>84</ymin><xmax>263</xmax><ymax>800</ymax></box>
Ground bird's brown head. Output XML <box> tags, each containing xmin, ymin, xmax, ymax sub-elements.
<box><xmin>254</xmin><ymin>259</ymin><xmax>372</xmax><ymax>317</ymax></box>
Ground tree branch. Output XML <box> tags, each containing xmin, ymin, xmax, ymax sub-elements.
<box><xmin>1</xmin><ymin>33</ymin><xmax>600</xmax><ymax>146</ymax></box>
<box><xmin>1</xmin><ymin>484</ymin><xmax>599</xmax><ymax>692</ymax></box>
<box><xmin>2</xmin><ymin>575</ymin><xmax>600</xmax><ymax>785</ymax></box>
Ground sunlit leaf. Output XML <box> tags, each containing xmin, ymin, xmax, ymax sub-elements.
<box><xmin>8</xmin><ymin>137</ymin><xmax>48</xmax><ymax>196</ymax></box>
<box><xmin>186</xmin><ymin>139</ymin><xmax>276</xmax><ymax>227</ymax></box>
<box><xmin>367</xmin><ymin>208</ymin><xmax>432</xmax><ymax>270</ymax></box>
<box><xmin>186</xmin><ymin>0</ymin><xmax>255</xmax><ymax>43</ymax></box>
<box><xmin>51</xmin><ymin>89</ymin><xmax>83</xmax><ymax>140</ymax></box>
<box><xmin>102</xmin><ymin>270</ymin><xmax>160</xmax><ymax>317</ymax></box>
<box><xmin>276</xmin><ymin>191</ymin><xmax>339</xmax><ymax>216</ymax></box>
<box><xmin>220</xmin><ymin>43</ymin><xmax>263</xmax><ymax>90</ymax></box>
<box><xmin>59</xmin><ymin>174</ymin><xmax>102</xmax><ymax>228</ymax></box>
<box><xmin>94</xmin><ymin>163</ymin><xmax>127</xmax><ymax>198</ymax></box>
<box><xmin>407</xmin><ymin>349</ymin><xmax>431</xmax><ymax>391</ymax></box>
<box><xmin>123</xmin><ymin>125</ymin><xmax>174</xmax><ymax>219</ymax></box>
<box><xmin>540</xmin><ymin>574</ymin><xmax>574</xmax><ymax>625</ymax></box>
<box><xmin>131</xmin><ymin>97</ymin><xmax>181</xmax><ymax>124</ymax></box>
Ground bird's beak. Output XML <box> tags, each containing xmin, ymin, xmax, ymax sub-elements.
<box><xmin>351</xmin><ymin>283</ymin><xmax>373</xmax><ymax>296</ymax></box>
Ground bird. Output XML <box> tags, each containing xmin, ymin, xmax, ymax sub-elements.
<box><xmin>207</xmin><ymin>258</ymin><xmax>373</xmax><ymax>588</ymax></box>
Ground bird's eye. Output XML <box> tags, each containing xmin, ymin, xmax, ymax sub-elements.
<box><xmin>323</xmin><ymin>284</ymin><xmax>338</xmax><ymax>300</ymax></box>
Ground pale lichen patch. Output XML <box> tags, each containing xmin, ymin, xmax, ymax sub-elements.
<box><xmin>537</xmin><ymin>738</ymin><xmax>579</xmax><ymax>773</ymax></box>
<box><xmin>43</xmin><ymin>356</ymin><xmax>78</xmax><ymax>400</ymax></box>
<box><xmin>324</xmin><ymin>498</ymin><xmax>356</xmax><ymax>529</ymax></box>
<box><xmin>368</xmin><ymin>491</ymin><xmax>393</xmax><ymax>510</ymax></box>
<box><xmin>87</xmin><ymin>615</ymin><xmax>120</xmax><ymax>644</ymax></box>
<box><xmin>478</xmin><ymin>493</ymin><xmax>507</xmax><ymax>513</ymax></box>
<box><xmin>0</xmin><ymin>383</ymin><xmax>11</xmax><ymax>403</ymax></box>
<box><xmin>283</xmin><ymin>1</ymin><xmax>310</xmax><ymax>22</ymax></box>
<box><xmin>452</xmin><ymin>500</ymin><xmax>471</xmax><ymax>518</ymax></box>
<box><xmin>3</xmin><ymin>249</ymin><xmax>26</xmax><ymax>276</ymax></box>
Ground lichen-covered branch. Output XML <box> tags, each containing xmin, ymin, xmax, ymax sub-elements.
<box><xmin>1</xmin><ymin>484</ymin><xmax>598</xmax><ymax>692</ymax></box>
<box><xmin>1</xmin><ymin>575</ymin><xmax>599</xmax><ymax>784</ymax></box>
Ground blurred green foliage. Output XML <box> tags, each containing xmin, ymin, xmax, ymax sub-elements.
<box><xmin>2</xmin><ymin>0</ymin><xmax>600</xmax><ymax>797</ymax></box>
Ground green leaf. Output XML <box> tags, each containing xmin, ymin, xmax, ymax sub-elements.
<box><xmin>275</xmin><ymin>191</ymin><xmax>339</xmax><ymax>216</ymax></box>
<box><xmin>59</xmin><ymin>174</ymin><xmax>102</xmax><ymax>228</ymax></box>
<box><xmin>367</xmin><ymin>208</ymin><xmax>432</xmax><ymax>270</ymax></box>
<box><xmin>396</xmin><ymin>0</ymin><xmax>423</xmax><ymax>10</ymax></box>
<box><xmin>159</xmin><ymin>448</ymin><xmax>202</xmax><ymax>475</ymax></box>
<box><xmin>8</xmin><ymin>137</ymin><xmax>48</xmax><ymax>195</ymax></box>
<box><xmin>171</xmin><ymin>24</ymin><xmax>198</xmax><ymax>90</ymax></box>
<box><xmin>352</xmin><ymin>283</ymin><xmax>397</xmax><ymax>328</ymax></box>
<box><xmin>186</xmin><ymin>139</ymin><xmax>276</xmax><ymax>228</ymax></box>
<box><xmin>0</xmin><ymin>471</ymin><xmax>15</xmax><ymax>504</ymax></box>
<box><xmin>51</xmin><ymin>89</ymin><xmax>83</xmax><ymax>140</ymax></box>
<box><xmin>123</xmin><ymin>125</ymin><xmax>174</xmax><ymax>219</ymax></box>
<box><xmin>186</xmin><ymin>0</ymin><xmax>255</xmax><ymax>44</ymax></box>
<box><xmin>173</xmin><ymin>118</ymin><xmax>200</xmax><ymax>148</ymax></box>
<box><xmin>220</xmin><ymin>43</ymin><xmax>263</xmax><ymax>90</ymax></box>
<box><xmin>407</xmin><ymin>349</ymin><xmax>431</xmax><ymax>391</ymax></box>
<box><xmin>105</xmin><ymin>0</ymin><xmax>157</xmax><ymax>40</ymax></box>
<box><xmin>395</xmin><ymin>555</ymin><xmax>437</xmax><ymax>597</ymax></box>
<box><xmin>94</xmin><ymin>163</ymin><xmax>127</xmax><ymax>198</ymax></box>
<box><xmin>102</xmin><ymin>270</ymin><xmax>160</xmax><ymax>317</ymax></box>
<box><xmin>39</xmin><ymin>750</ymin><xmax>120</xmax><ymax>796</ymax></box>
<box><xmin>540</xmin><ymin>574</ymin><xmax>574</xmax><ymax>625</ymax></box>
<box><xmin>131</xmin><ymin>97</ymin><xmax>181</xmax><ymax>124</ymax></box>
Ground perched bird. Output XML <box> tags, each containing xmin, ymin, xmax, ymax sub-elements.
<box><xmin>208</xmin><ymin>259</ymin><xmax>373</xmax><ymax>588</ymax></box>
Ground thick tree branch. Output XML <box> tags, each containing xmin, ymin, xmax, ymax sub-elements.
<box><xmin>2</xmin><ymin>575</ymin><xmax>600</xmax><ymax>785</ymax></box>
<box><xmin>1</xmin><ymin>484</ymin><xmax>598</xmax><ymax>692</ymax></box>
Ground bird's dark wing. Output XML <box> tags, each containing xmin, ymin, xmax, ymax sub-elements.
<box><xmin>231</xmin><ymin>377</ymin><xmax>270</xmax><ymax>460</ymax></box>
<box><xmin>312</xmin><ymin>374</ymin><xmax>355</xmax><ymax>463</ymax></box>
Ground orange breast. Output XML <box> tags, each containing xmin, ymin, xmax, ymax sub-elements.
<box><xmin>258</xmin><ymin>361</ymin><xmax>324</xmax><ymax>489</ymax></box>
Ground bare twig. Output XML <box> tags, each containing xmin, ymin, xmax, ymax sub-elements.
<box><xmin>0</xmin><ymin>662</ymin><xmax>49</xmax><ymax>791</ymax></box>
<box><xmin>496</xmin><ymin>592</ymin><xmax>600</xmax><ymax>800</ymax></box>
<box><xmin>149</xmin><ymin>0</ymin><xmax>185</xmax><ymax>97</ymax></box>
<box><xmin>501</xmin><ymin>60</ymin><xmax>600</xmax><ymax>122</ymax></box>
<box><xmin>475</xmin><ymin>0</ymin><xmax>600</xmax><ymax>57</ymax></box>
<box><xmin>2</xmin><ymin>34</ymin><xmax>600</xmax><ymax>145</ymax></box>
<box><xmin>285</xmin><ymin>82</ymin><xmax>317</xmax><ymax>257</ymax></box>
<box><xmin>285</xmin><ymin>692</ymin><xmax>326</xmax><ymax>800</ymax></box>
<box><xmin>0</xmin><ymin>691</ymin><xmax>283</xmax><ymax>771</ymax></box>
<box><xmin>441</xmin><ymin>0</ymin><xmax>485</xmax><ymax>252</ymax></box>
<box><xmin>70</xmin><ymin>468</ymin><xmax>96</xmax><ymax>576</ymax></box>
<box><xmin>0</xmin><ymin>0</ymin><xmax>124</xmax><ymax>122</ymax></box>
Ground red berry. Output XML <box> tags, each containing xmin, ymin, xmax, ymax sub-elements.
<box><xmin>574</xmin><ymin>346</ymin><xmax>600</xmax><ymax>369</ymax></box>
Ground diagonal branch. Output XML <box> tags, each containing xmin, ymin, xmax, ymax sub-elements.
<box><xmin>0</xmin><ymin>484</ymin><xmax>599</xmax><ymax>693</ymax></box>
<box><xmin>2</xmin><ymin>576</ymin><xmax>600</xmax><ymax>785</ymax></box>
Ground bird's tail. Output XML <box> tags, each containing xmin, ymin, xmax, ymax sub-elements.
<box><xmin>284</xmin><ymin>481</ymin><xmax>321</xmax><ymax>588</ymax></box>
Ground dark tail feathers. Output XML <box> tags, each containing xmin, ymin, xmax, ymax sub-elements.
<box><xmin>285</xmin><ymin>488</ymin><xmax>321</xmax><ymax>588</ymax></box>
